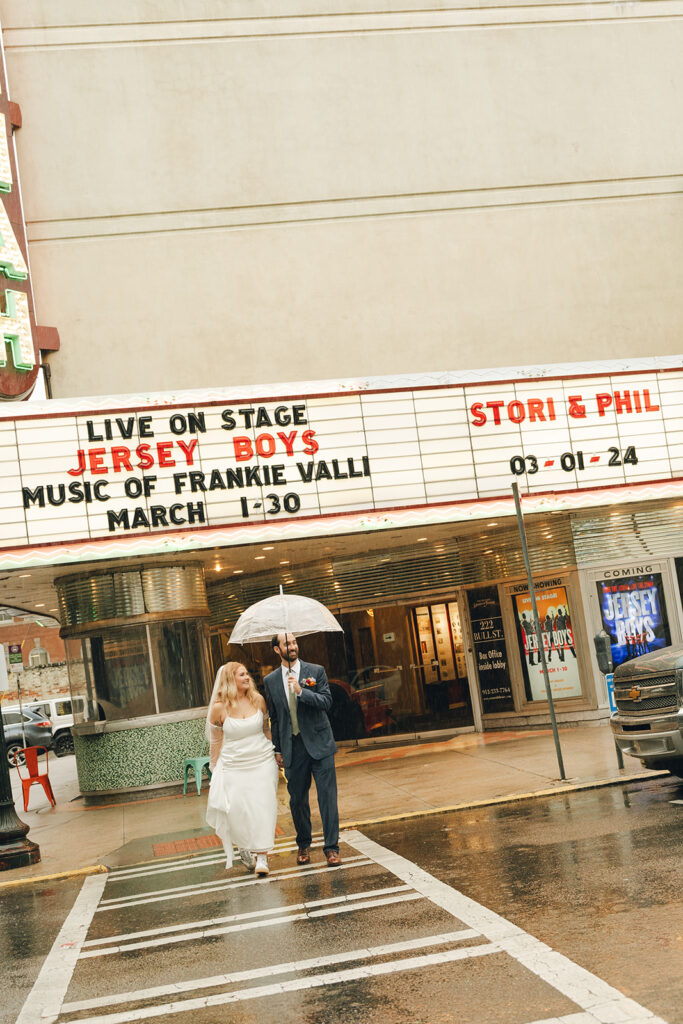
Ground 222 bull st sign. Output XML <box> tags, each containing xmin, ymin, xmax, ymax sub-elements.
<box><xmin>3</xmin><ymin>364</ymin><xmax>683</xmax><ymax>552</ymax></box>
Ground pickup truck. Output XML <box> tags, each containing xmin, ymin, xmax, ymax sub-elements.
<box><xmin>610</xmin><ymin>645</ymin><xmax>683</xmax><ymax>778</ymax></box>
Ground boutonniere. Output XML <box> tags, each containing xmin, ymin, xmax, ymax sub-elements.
<box><xmin>303</xmin><ymin>677</ymin><xmax>316</xmax><ymax>687</ymax></box>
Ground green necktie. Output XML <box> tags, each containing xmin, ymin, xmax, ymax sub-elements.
<box><xmin>287</xmin><ymin>677</ymin><xmax>300</xmax><ymax>736</ymax></box>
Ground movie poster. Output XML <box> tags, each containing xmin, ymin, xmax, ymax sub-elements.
<box><xmin>597</xmin><ymin>573</ymin><xmax>670</xmax><ymax>669</ymax></box>
<box><xmin>514</xmin><ymin>586</ymin><xmax>581</xmax><ymax>701</ymax></box>
<box><xmin>467</xmin><ymin>587</ymin><xmax>515</xmax><ymax>713</ymax></box>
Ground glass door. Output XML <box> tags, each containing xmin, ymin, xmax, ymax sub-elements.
<box><xmin>412</xmin><ymin>602</ymin><xmax>473</xmax><ymax>726</ymax></box>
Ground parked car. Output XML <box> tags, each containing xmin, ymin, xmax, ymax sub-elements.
<box><xmin>328</xmin><ymin>677</ymin><xmax>396</xmax><ymax>740</ymax></box>
<box><xmin>1</xmin><ymin>696</ymin><xmax>93</xmax><ymax>757</ymax></box>
<box><xmin>1</xmin><ymin>707</ymin><xmax>54</xmax><ymax>767</ymax></box>
<box><xmin>349</xmin><ymin>665</ymin><xmax>404</xmax><ymax>705</ymax></box>
<box><xmin>610</xmin><ymin>644</ymin><xmax>683</xmax><ymax>778</ymax></box>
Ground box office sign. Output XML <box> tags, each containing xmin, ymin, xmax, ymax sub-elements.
<box><xmin>3</xmin><ymin>366</ymin><xmax>683</xmax><ymax>549</ymax></box>
<box><xmin>514</xmin><ymin>583</ymin><xmax>581</xmax><ymax>702</ymax></box>
<box><xmin>597</xmin><ymin>573</ymin><xmax>671</xmax><ymax>670</ymax></box>
<box><xmin>0</xmin><ymin>22</ymin><xmax>59</xmax><ymax>400</ymax></box>
<box><xmin>467</xmin><ymin>587</ymin><xmax>514</xmax><ymax>714</ymax></box>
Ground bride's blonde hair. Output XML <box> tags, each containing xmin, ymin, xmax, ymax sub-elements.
<box><xmin>216</xmin><ymin>661</ymin><xmax>260</xmax><ymax>712</ymax></box>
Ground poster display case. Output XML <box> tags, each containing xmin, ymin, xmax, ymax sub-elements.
<box><xmin>513</xmin><ymin>582</ymin><xmax>581</xmax><ymax>702</ymax></box>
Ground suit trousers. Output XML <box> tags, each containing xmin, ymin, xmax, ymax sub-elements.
<box><xmin>286</xmin><ymin>734</ymin><xmax>339</xmax><ymax>852</ymax></box>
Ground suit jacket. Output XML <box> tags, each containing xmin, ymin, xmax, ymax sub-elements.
<box><xmin>264</xmin><ymin>660</ymin><xmax>337</xmax><ymax>769</ymax></box>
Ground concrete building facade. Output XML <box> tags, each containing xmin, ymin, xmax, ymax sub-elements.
<box><xmin>0</xmin><ymin>0</ymin><xmax>681</xmax><ymax>398</ymax></box>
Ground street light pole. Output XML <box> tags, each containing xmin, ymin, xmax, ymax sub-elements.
<box><xmin>0</xmin><ymin>656</ymin><xmax>40</xmax><ymax>870</ymax></box>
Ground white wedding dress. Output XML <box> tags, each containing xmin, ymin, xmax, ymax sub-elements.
<box><xmin>206</xmin><ymin>710</ymin><xmax>279</xmax><ymax>867</ymax></box>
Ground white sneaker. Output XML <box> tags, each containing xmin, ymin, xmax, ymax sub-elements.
<box><xmin>255</xmin><ymin>854</ymin><xmax>269</xmax><ymax>877</ymax></box>
<box><xmin>238</xmin><ymin>848</ymin><xmax>255</xmax><ymax>872</ymax></box>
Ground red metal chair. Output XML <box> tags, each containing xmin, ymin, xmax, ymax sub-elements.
<box><xmin>13</xmin><ymin>746</ymin><xmax>56</xmax><ymax>811</ymax></box>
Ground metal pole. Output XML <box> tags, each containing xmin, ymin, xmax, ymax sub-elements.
<box><xmin>0</xmin><ymin>651</ymin><xmax>40</xmax><ymax>869</ymax></box>
<box><xmin>511</xmin><ymin>482</ymin><xmax>567</xmax><ymax>781</ymax></box>
<box><xmin>16</xmin><ymin>673</ymin><xmax>26</xmax><ymax>747</ymax></box>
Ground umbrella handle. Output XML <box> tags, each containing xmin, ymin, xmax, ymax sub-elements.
<box><xmin>280</xmin><ymin>585</ymin><xmax>292</xmax><ymax>669</ymax></box>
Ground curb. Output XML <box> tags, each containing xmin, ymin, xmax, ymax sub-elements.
<box><xmin>340</xmin><ymin>769</ymin><xmax>670</xmax><ymax>830</ymax></box>
<box><xmin>0</xmin><ymin>863</ymin><xmax>108</xmax><ymax>891</ymax></box>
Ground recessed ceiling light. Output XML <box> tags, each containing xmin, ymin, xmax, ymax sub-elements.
<box><xmin>233</xmin><ymin>569</ymin><xmax>243</xmax><ymax>575</ymax></box>
<box><xmin>35</xmin><ymin>603</ymin><xmax>45</xmax><ymax>607</ymax></box>
<box><xmin>19</xmin><ymin>573</ymin><xmax>31</xmax><ymax>578</ymax></box>
<box><xmin>280</xmin><ymin>560</ymin><xmax>290</xmax><ymax>565</ymax></box>
<box><xmin>214</xmin><ymin>565</ymin><xmax>221</xmax><ymax>572</ymax></box>
<box><xmin>263</xmin><ymin>546</ymin><xmax>274</xmax><ymax>551</ymax></box>
<box><xmin>417</xmin><ymin>537</ymin><xmax>427</xmax><ymax>542</ymax></box>
<box><xmin>255</xmin><ymin>555</ymin><xmax>265</xmax><ymax>560</ymax></box>
<box><xmin>487</xmin><ymin>522</ymin><xmax>498</xmax><ymax>528</ymax></box>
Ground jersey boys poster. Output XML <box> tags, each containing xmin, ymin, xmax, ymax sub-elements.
<box><xmin>514</xmin><ymin>586</ymin><xmax>581</xmax><ymax>701</ymax></box>
<box><xmin>596</xmin><ymin>573</ymin><xmax>671</xmax><ymax>669</ymax></box>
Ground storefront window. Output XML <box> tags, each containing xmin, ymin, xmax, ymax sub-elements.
<box><xmin>90</xmin><ymin>626</ymin><xmax>156</xmax><ymax>720</ymax></box>
<box><xmin>149</xmin><ymin>620</ymin><xmax>210</xmax><ymax>713</ymax></box>
<box><xmin>65</xmin><ymin>619</ymin><xmax>212</xmax><ymax>722</ymax></box>
<box><xmin>597</xmin><ymin>572</ymin><xmax>671</xmax><ymax>670</ymax></box>
<box><xmin>513</xmin><ymin>583</ymin><xmax>580</xmax><ymax>701</ymax></box>
<box><xmin>226</xmin><ymin>599</ymin><xmax>475</xmax><ymax>741</ymax></box>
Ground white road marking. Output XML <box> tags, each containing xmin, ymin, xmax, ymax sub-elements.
<box><xmin>14</xmin><ymin>872</ymin><xmax>107</xmax><ymax>1024</ymax></box>
<box><xmin>60</xmin><ymin>943</ymin><xmax>499</xmax><ymax>1024</ymax></box>
<box><xmin>525</xmin><ymin>1015</ymin><xmax>610</xmax><ymax>1024</ymax></box>
<box><xmin>84</xmin><ymin>883</ymin><xmax>412</xmax><ymax>947</ymax></box>
<box><xmin>81</xmin><ymin>892</ymin><xmax>424</xmax><ymax>958</ymax></box>
<box><xmin>107</xmin><ymin>839</ymin><xmax>325</xmax><ymax>882</ymax></box>
<box><xmin>343</xmin><ymin>830</ymin><xmax>670</xmax><ymax>1024</ymax></box>
<box><xmin>98</xmin><ymin>851</ymin><xmax>370</xmax><ymax>909</ymax></box>
<box><xmin>63</xmin><ymin>928</ymin><xmax>480</xmax><ymax>1014</ymax></box>
<box><xmin>94</xmin><ymin>856</ymin><xmax>374</xmax><ymax>913</ymax></box>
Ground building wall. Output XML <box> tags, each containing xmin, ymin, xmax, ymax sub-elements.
<box><xmin>0</xmin><ymin>618</ymin><xmax>65</xmax><ymax>666</ymax></box>
<box><xmin>0</xmin><ymin>663</ymin><xmax>70</xmax><ymax>703</ymax></box>
<box><xmin>1</xmin><ymin>0</ymin><xmax>682</xmax><ymax>398</ymax></box>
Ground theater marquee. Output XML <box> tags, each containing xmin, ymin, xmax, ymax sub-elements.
<box><xmin>1</xmin><ymin>363</ymin><xmax>683</xmax><ymax>554</ymax></box>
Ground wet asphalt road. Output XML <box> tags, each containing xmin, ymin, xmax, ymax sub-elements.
<box><xmin>5</xmin><ymin>773</ymin><xmax>683</xmax><ymax>1024</ymax></box>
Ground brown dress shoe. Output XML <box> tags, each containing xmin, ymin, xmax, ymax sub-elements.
<box><xmin>296</xmin><ymin>846</ymin><xmax>311</xmax><ymax>865</ymax></box>
<box><xmin>325</xmin><ymin>849</ymin><xmax>342</xmax><ymax>867</ymax></box>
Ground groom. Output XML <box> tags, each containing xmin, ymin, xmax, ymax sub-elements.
<box><xmin>264</xmin><ymin>633</ymin><xmax>341</xmax><ymax>867</ymax></box>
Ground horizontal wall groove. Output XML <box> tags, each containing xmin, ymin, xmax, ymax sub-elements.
<box><xmin>4</xmin><ymin>0</ymin><xmax>674</xmax><ymax>33</ymax></box>
<box><xmin>24</xmin><ymin>172</ymin><xmax>683</xmax><ymax>227</ymax></box>
<box><xmin>7</xmin><ymin>8</ymin><xmax>683</xmax><ymax>51</ymax></box>
<box><xmin>27</xmin><ymin>184</ymin><xmax>683</xmax><ymax>244</ymax></box>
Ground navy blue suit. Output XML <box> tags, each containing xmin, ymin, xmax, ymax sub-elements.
<box><xmin>264</xmin><ymin>660</ymin><xmax>339</xmax><ymax>853</ymax></box>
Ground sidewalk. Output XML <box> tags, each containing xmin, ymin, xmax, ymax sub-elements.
<box><xmin>1</xmin><ymin>721</ymin><xmax>667</xmax><ymax>885</ymax></box>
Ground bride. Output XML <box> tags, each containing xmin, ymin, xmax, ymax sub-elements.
<box><xmin>205</xmin><ymin>662</ymin><xmax>279</xmax><ymax>876</ymax></box>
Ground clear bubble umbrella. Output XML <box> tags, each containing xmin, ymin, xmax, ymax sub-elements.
<box><xmin>228</xmin><ymin>587</ymin><xmax>343</xmax><ymax>649</ymax></box>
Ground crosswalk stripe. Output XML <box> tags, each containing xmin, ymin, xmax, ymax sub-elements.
<box><xmin>97</xmin><ymin>856</ymin><xmax>372</xmax><ymax>912</ymax></box>
<box><xmin>62</xmin><ymin>928</ymin><xmax>481</xmax><ymax>1015</ymax></box>
<box><xmin>80</xmin><ymin>893</ymin><xmax>425</xmax><ymax>958</ymax></box>
<box><xmin>64</xmin><ymin>943</ymin><xmax>499</xmax><ymax>1023</ymax></box>
<box><xmin>83</xmin><ymin>884</ymin><xmax>412</xmax><ymax>948</ymax></box>
<box><xmin>107</xmin><ymin>838</ymin><xmax>324</xmax><ymax>882</ymax></box>
<box><xmin>343</xmin><ymin>829</ymin><xmax>671</xmax><ymax>1024</ymax></box>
